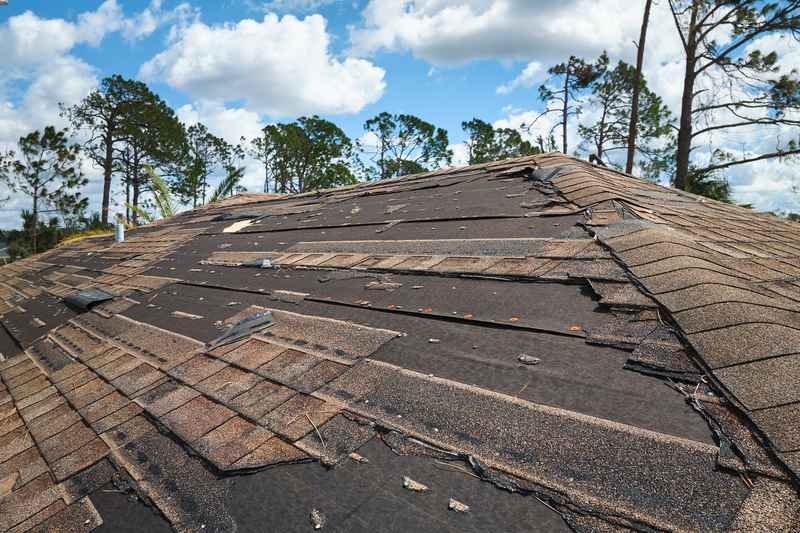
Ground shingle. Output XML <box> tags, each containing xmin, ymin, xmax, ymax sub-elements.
<box><xmin>295</xmin><ymin>414</ymin><xmax>375</xmax><ymax>466</ymax></box>
<box><xmin>0</xmin><ymin>473</ymin><xmax>62</xmax><ymax>532</ymax></box>
<box><xmin>28</xmin><ymin>403</ymin><xmax>81</xmax><ymax>441</ymax></box>
<box><xmin>231</xmin><ymin>437</ymin><xmax>307</xmax><ymax>469</ymax></box>
<box><xmin>260</xmin><ymin>394</ymin><xmax>337</xmax><ymax>441</ymax></box>
<box><xmin>168</xmin><ymin>354</ymin><xmax>228</xmax><ymax>385</ymax></box>
<box><xmin>134</xmin><ymin>379</ymin><xmax>200</xmax><ymax>416</ymax></box>
<box><xmin>0</xmin><ymin>446</ymin><xmax>48</xmax><ymax>487</ymax></box>
<box><xmin>39</xmin><ymin>421</ymin><xmax>96</xmax><ymax>463</ymax></box>
<box><xmin>192</xmin><ymin>416</ymin><xmax>273</xmax><ymax>469</ymax></box>
<box><xmin>674</xmin><ymin>301</ymin><xmax>800</xmax><ymax>334</ymax></box>
<box><xmin>257</xmin><ymin>349</ymin><xmax>321</xmax><ymax>386</ymax></box>
<box><xmin>50</xmin><ymin>437</ymin><xmax>108</xmax><ymax>481</ymax></box>
<box><xmin>218</xmin><ymin>338</ymin><xmax>285</xmax><ymax>369</ymax></box>
<box><xmin>160</xmin><ymin>396</ymin><xmax>235</xmax><ymax>443</ymax></box>
<box><xmin>227</xmin><ymin>380</ymin><xmax>296</xmax><ymax>420</ymax></box>
<box><xmin>716</xmin><ymin>354</ymin><xmax>800</xmax><ymax>409</ymax></box>
<box><xmin>195</xmin><ymin>365</ymin><xmax>263</xmax><ymax>403</ymax></box>
<box><xmin>91</xmin><ymin>401</ymin><xmax>143</xmax><ymax>434</ymax></box>
<box><xmin>64</xmin><ymin>377</ymin><xmax>114</xmax><ymax>409</ymax></box>
<box><xmin>689</xmin><ymin>325</ymin><xmax>800</xmax><ymax>368</ymax></box>
<box><xmin>111</xmin><ymin>364</ymin><xmax>166</xmax><ymax>396</ymax></box>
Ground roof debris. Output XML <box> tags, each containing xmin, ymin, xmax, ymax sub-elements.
<box><xmin>448</xmin><ymin>498</ymin><xmax>470</xmax><ymax>513</ymax></box>
<box><xmin>310</xmin><ymin>508</ymin><xmax>326</xmax><ymax>530</ymax></box>
<box><xmin>0</xmin><ymin>153</ymin><xmax>798</xmax><ymax>532</ymax></box>
<box><xmin>402</xmin><ymin>476</ymin><xmax>430</xmax><ymax>492</ymax></box>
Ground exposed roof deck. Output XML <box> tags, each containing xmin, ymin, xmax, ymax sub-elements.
<box><xmin>1</xmin><ymin>153</ymin><xmax>798</xmax><ymax>531</ymax></box>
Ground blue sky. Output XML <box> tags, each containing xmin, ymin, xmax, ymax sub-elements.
<box><xmin>1</xmin><ymin>0</ymin><xmax>799</xmax><ymax>227</ymax></box>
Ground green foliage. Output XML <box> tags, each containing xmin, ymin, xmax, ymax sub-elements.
<box><xmin>362</xmin><ymin>112</ymin><xmax>452</xmax><ymax>180</ymax></box>
<box><xmin>462</xmin><ymin>118</ymin><xmax>538</xmax><ymax>164</ymax></box>
<box><xmin>536</xmin><ymin>53</ymin><xmax>608</xmax><ymax>153</ymax></box>
<box><xmin>63</xmin><ymin>75</ymin><xmax>165</xmax><ymax>224</ymax></box>
<box><xmin>244</xmin><ymin>116</ymin><xmax>357</xmax><ymax>193</ymax></box>
<box><xmin>679</xmin><ymin>168</ymin><xmax>733</xmax><ymax>203</ymax></box>
<box><xmin>172</xmin><ymin>123</ymin><xmax>243</xmax><ymax>207</ymax></box>
<box><xmin>669</xmin><ymin>1</ymin><xmax>800</xmax><ymax>188</ymax></box>
<box><xmin>0</xmin><ymin>126</ymin><xmax>87</xmax><ymax>253</ymax></box>
<box><xmin>2</xmin><ymin>209</ymin><xmax>113</xmax><ymax>262</ymax></box>
<box><xmin>114</xmin><ymin>86</ymin><xmax>185</xmax><ymax>223</ymax></box>
<box><xmin>577</xmin><ymin>59</ymin><xmax>674</xmax><ymax>179</ymax></box>
<box><xmin>209</xmin><ymin>167</ymin><xmax>245</xmax><ymax>204</ymax></box>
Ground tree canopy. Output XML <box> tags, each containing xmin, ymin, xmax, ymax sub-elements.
<box><xmin>668</xmin><ymin>0</ymin><xmax>800</xmax><ymax>193</ymax></box>
<box><xmin>536</xmin><ymin>54</ymin><xmax>608</xmax><ymax>154</ymax></box>
<box><xmin>462</xmin><ymin>118</ymin><xmax>538</xmax><ymax>164</ymax></box>
<box><xmin>362</xmin><ymin>112</ymin><xmax>452</xmax><ymax>179</ymax></box>
<box><xmin>244</xmin><ymin>116</ymin><xmax>357</xmax><ymax>194</ymax></box>
<box><xmin>0</xmin><ymin>127</ymin><xmax>86</xmax><ymax>253</ymax></box>
<box><xmin>578</xmin><ymin>60</ymin><xmax>674</xmax><ymax>179</ymax></box>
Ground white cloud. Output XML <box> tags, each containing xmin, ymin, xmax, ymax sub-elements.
<box><xmin>496</xmin><ymin>61</ymin><xmax>543</xmax><ymax>95</ymax></box>
<box><xmin>76</xmin><ymin>0</ymin><xmax>125</xmax><ymax>46</ymax></box>
<box><xmin>450</xmin><ymin>142</ymin><xmax>469</xmax><ymax>166</ymax></box>
<box><xmin>177</xmin><ymin>100</ymin><xmax>265</xmax><ymax>146</ymax></box>
<box><xmin>350</xmin><ymin>0</ymin><xmax>643</xmax><ymax>66</ymax></box>
<box><xmin>121</xmin><ymin>0</ymin><xmax>198</xmax><ymax>42</ymax></box>
<box><xmin>0</xmin><ymin>3</ymin><xmax>128</xmax><ymax>228</ymax></box>
<box><xmin>260</xmin><ymin>0</ymin><xmax>338</xmax><ymax>12</ymax></box>
<box><xmin>140</xmin><ymin>14</ymin><xmax>386</xmax><ymax>117</ymax></box>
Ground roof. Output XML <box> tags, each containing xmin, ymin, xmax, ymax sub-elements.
<box><xmin>1</xmin><ymin>152</ymin><xmax>799</xmax><ymax>532</ymax></box>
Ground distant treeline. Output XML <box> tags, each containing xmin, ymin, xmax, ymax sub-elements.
<box><xmin>3</xmin><ymin>1</ymin><xmax>800</xmax><ymax>261</ymax></box>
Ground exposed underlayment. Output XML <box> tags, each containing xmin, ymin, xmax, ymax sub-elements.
<box><xmin>1</xmin><ymin>153</ymin><xmax>799</xmax><ymax>532</ymax></box>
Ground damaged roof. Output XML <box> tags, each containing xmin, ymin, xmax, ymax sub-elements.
<box><xmin>1</xmin><ymin>152</ymin><xmax>799</xmax><ymax>532</ymax></box>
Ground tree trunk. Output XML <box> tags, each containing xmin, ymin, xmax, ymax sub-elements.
<box><xmin>674</xmin><ymin>5</ymin><xmax>699</xmax><ymax>191</ymax></box>
<box><xmin>32</xmin><ymin>189</ymin><xmax>39</xmax><ymax>254</ymax></box>
<box><xmin>625</xmin><ymin>0</ymin><xmax>652</xmax><ymax>174</ymax></box>
<box><xmin>101</xmin><ymin>126</ymin><xmax>114</xmax><ymax>225</ymax></box>
<box><xmin>562</xmin><ymin>66</ymin><xmax>571</xmax><ymax>154</ymax></box>
<box><xmin>132</xmin><ymin>178</ymin><xmax>140</xmax><ymax>225</ymax></box>
<box><xmin>132</xmin><ymin>158</ymin><xmax>140</xmax><ymax>225</ymax></box>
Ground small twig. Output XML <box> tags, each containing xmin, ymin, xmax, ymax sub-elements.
<box><xmin>432</xmin><ymin>460</ymin><xmax>481</xmax><ymax>479</ymax></box>
<box><xmin>306</xmin><ymin>413</ymin><xmax>325</xmax><ymax>449</ymax></box>
<box><xmin>534</xmin><ymin>495</ymin><xmax>560</xmax><ymax>514</ymax></box>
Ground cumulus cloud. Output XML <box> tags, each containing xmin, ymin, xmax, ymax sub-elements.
<box><xmin>496</xmin><ymin>61</ymin><xmax>543</xmax><ymax>95</ymax></box>
<box><xmin>177</xmin><ymin>100</ymin><xmax>265</xmax><ymax>145</ymax></box>
<box><xmin>350</xmin><ymin>0</ymin><xmax>642</xmax><ymax>66</ymax></box>
<box><xmin>121</xmin><ymin>0</ymin><xmax>198</xmax><ymax>42</ymax></box>
<box><xmin>260</xmin><ymin>0</ymin><xmax>338</xmax><ymax>12</ymax></box>
<box><xmin>0</xmin><ymin>2</ymin><xmax>130</xmax><ymax>227</ymax></box>
<box><xmin>140</xmin><ymin>14</ymin><xmax>386</xmax><ymax>117</ymax></box>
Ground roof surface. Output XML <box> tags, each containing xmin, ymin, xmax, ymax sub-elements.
<box><xmin>1</xmin><ymin>152</ymin><xmax>799</xmax><ymax>532</ymax></box>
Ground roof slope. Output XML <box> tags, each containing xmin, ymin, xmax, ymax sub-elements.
<box><xmin>0</xmin><ymin>153</ymin><xmax>799</xmax><ymax>532</ymax></box>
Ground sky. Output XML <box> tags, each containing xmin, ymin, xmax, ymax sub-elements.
<box><xmin>1</xmin><ymin>0</ymin><xmax>799</xmax><ymax>228</ymax></box>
